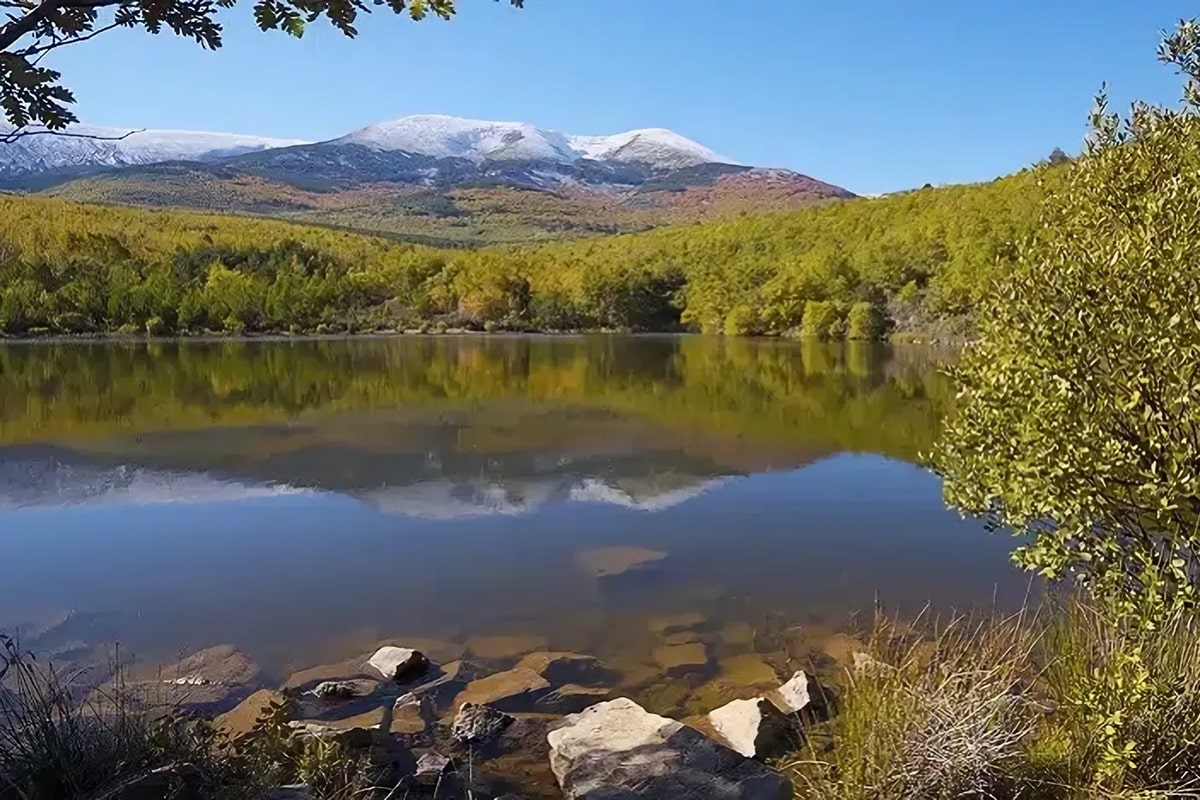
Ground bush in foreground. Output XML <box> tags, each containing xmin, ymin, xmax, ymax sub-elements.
<box><xmin>784</xmin><ymin>599</ymin><xmax>1200</xmax><ymax>800</ymax></box>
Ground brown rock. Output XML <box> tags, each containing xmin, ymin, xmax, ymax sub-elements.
<box><xmin>575</xmin><ymin>546</ymin><xmax>667</xmax><ymax>578</ymax></box>
<box><xmin>392</xmin><ymin>693</ymin><xmax>433</xmax><ymax>735</ymax></box>
<box><xmin>647</xmin><ymin>612</ymin><xmax>707</xmax><ymax>635</ymax></box>
<box><xmin>652</xmin><ymin>642</ymin><xmax>709</xmax><ymax>675</ymax></box>
<box><xmin>515</xmin><ymin>651</ymin><xmax>619</xmax><ymax>687</ymax></box>
<box><xmin>466</xmin><ymin>635</ymin><xmax>548</xmax><ymax>660</ymax></box>
<box><xmin>280</xmin><ymin>656</ymin><xmax>373</xmax><ymax>691</ymax></box>
<box><xmin>453</xmin><ymin>667</ymin><xmax>550</xmax><ymax>713</ymax></box>
<box><xmin>215</xmin><ymin>689</ymin><xmax>288</xmax><ymax>740</ymax></box>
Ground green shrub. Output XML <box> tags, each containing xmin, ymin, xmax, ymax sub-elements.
<box><xmin>931</xmin><ymin>22</ymin><xmax>1200</xmax><ymax>611</ymax></box>
<box><xmin>723</xmin><ymin>304</ymin><xmax>759</xmax><ymax>336</ymax></box>
<box><xmin>801</xmin><ymin>300</ymin><xmax>842</xmax><ymax>339</ymax></box>
<box><xmin>846</xmin><ymin>302</ymin><xmax>887</xmax><ymax>340</ymax></box>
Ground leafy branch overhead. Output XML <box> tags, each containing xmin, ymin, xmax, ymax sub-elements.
<box><xmin>0</xmin><ymin>0</ymin><xmax>524</xmax><ymax>132</ymax></box>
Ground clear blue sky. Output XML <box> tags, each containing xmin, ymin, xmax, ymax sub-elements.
<box><xmin>45</xmin><ymin>0</ymin><xmax>1196</xmax><ymax>194</ymax></box>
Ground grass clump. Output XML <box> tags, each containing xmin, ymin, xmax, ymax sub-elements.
<box><xmin>784</xmin><ymin>598</ymin><xmax>1200</xmax><ymax>800</ymax></box>
<box><xmin>1040</xmin><ymin>599</ymin><xmax>1200</xmax><ymax>798</ymax></box>
<box><xmin>0</xmin><ymin>634</ymin><xmax>252</xmax><ymax>800</ymax></box>
<box><xmin>785</xmin><ymin>609</ymin><xmax>1045</xmax><ymax>800</ymax></box>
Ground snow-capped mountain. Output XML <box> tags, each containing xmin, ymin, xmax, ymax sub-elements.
<box><xmin>0</xmin><ymin>448</ymin><xmax>726</xmax><ymax>519</ymax></box>
<box><xmin>0</xmin><ymin>124</ymin><xmax>308</xmax><ymax>178</ymax></box>
<box><xmin>0</xmin><ymin>114</ymin><xmax>854</xmax><ymax>238</ymax></box>
<box><xmin>0</xmin><ymin>115</ymin><xmax>733</xmax><ymax>182</ymax></box>
<box><xmin>333</xmin><ymin>114</ymin><xmax>734</xmax><ymax>169</ymax></box>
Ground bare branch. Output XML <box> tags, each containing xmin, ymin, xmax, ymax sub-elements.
<box><xmin>0</xmin><ymin>126</ymin><xmax>143</xmax><ymax>144</ymax></box>
<box><xmin>21</xmin><ymin>18</ymin><xmax>124</xmax><ymax>56</ymax></box>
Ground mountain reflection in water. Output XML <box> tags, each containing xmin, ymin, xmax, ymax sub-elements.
<box><xmin>0</xmin><ymin>337</ymin><xmax>1030</xmax><ymax>678</ymax></box>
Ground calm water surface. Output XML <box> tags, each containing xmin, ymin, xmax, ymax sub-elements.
<box><xmin>0</xmin><ymin>336</ymin><xmax>1030</xmax><ymax>684</ymax></box>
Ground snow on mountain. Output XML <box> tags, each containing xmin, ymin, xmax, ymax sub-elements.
<box><xmin>0</xmin><ymin>124</ymin><xmax>308</xmax><ymax>175</ymax></box>
<box><xmin>568</xmin><ymin>128</ymin><xmax>730</xmax><ymax>169</ymax></box>
<box><xmin>333</xmin><ymin>114</ymin><xmax>736</xmax><ymax>169</ymax></box>
<box><xmin>0</xmin><ymin>457</ymin><xmax>312</xmax><ymax>510</ymax></box>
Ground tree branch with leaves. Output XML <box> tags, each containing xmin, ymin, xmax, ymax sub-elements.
<box><xmin>0</xmin><ymin>0</ymin><xmax>523</xmax><ymax>138</ymax></box>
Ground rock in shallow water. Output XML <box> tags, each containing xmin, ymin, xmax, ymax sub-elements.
<box><xmin>707</xmin><ymin>697</ymin><xmax>797</xmax><ymax>759</ymax></box>
<box><xmin>368</xmin><ymin>646</ymin><xmax>430</xmax><ymax>683</ymax></box>
<box><xmin>452</xmin><ymin>702</ymin><xmax>515</xmax><ymax>745</ymax></box>
<box><xmin>453</xmin><ymin>667</ymin><xmax>551</xmax><ymax>712</ymax></box>
<box><xmin>547</xmin><ymin>697</ymin><xmax>791</xmax><ymax>799</ymax></box>
<box><xmin>768</xmin><ymin>670</ymin><xmax>814</xmax><ymax>715</ymax></box>
<box><xmin>414</xmin><ymin>751</ymin><xmax>452</xmax><ymax>785</ymax></box>
<box><xmin>652</xmin><ymin>642</ymin><xmax>709</xmax><ymax>675</ymax></box>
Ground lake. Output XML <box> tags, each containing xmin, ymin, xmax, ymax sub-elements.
<box><xmin>0</xmin><ymin>336</ymin><xmax>1031</xmax><ymax>708</ymax></box>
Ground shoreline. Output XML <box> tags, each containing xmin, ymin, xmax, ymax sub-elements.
<box><xmin>0</xmin><ymin>328</ymin><xmax>974</xmax><ymax>347</ymax></box>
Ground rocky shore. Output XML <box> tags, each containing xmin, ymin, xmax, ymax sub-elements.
<box><xmin>117</xmin><ymin>614</ymin><xmax>860</xmax><ymax>799</ymax></box>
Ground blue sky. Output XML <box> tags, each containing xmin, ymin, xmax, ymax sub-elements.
<box><xmin>45</xmin><ymin>0</ymin><xmax>1195</xmax><ymax>194</ymax></box>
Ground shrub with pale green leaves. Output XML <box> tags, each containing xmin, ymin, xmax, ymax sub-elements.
<box><xmin>931</xmin><ymin>20</ymin><xmax>1200</xmax><ymax>611</ymax></box>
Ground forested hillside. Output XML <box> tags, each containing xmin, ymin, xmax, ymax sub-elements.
<box><xmin>0</xmin><ymin>164</ymin><xmax>1056</xmax><ymax>338</ymax></box>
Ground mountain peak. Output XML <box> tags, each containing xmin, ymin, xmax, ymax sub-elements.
<box><xmin>331</xmin><ymin>114</ymin><xmax>735</xmax><ymax>169</ymax></box>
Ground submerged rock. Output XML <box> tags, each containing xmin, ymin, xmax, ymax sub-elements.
<box><xmin>368</xmin><ymin>646</ymin><xmax>430</xmax><ymax>683</ymax></box>
<box><xmin>125</xmin><ymin>644</ymin><xmax>262</xmax><ymax>715</ymax></box>
<box><xmin>575</xmin><ymin>546</ymin><xmax>667</xmax><ymax>578</ymax></box>
<box><xmin>535</xmin><ymin>684</ymin><xmax>611</xmax><ymax>714</ymax></box>
<box><xmin>414</xmin><ymin>751</ymin><xmax>452</xmax><ymax>785</ymax></box>
<box><xmin>546</xmin><ymin>697</ymin><xmax>791</xmax><ymax>799</ymax></box>
<box><xmin>466</xmin><ymin>634</ymin><xmax>549</xmax><ymax>660</ymax></box>
<box><xmin>393</xmin><ymin>692</ymin><xmax>433</xmax><ymax>735</ymax></box>
<box><xmin>708</xmin><ymin>697</ymin><xmax>797</xmax><ymax>759</ymax></box>
<box><xmin>515</xmin><ymin>651</ymin><xmax>620</xmax><ymax>687</ymax></box>
<box><xmin>453</xmin><ymin>667</ymin><xmax>551</xmax><ymax>713</ymax></box>
<box><xmin>311</xmin><ymin>679</ymin><xmax>376</xmax><ymax>700</ymax></box>
<box><xmin>452</xmin><ymin>703</ymin><xmax>515</xmax><ymax>745</ymax></box>
<box><xmin>215</xmin><ymin>689</ymin><xmax>289</xmax><ymax>740</ymax></box>
<box><xmin>648</xmin><ymin>612</ymin><xmax>708</xmax><ymax>636</ymax></box>
<box><xmin>652</xmin><ymin>642</ymin><xmax>709</xmax><ymax>675</ymax></box>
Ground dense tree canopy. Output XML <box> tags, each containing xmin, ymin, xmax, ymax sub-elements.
<box><xmin>932</xmin><ymin>20</ymin><xmax>1200</xmax><ymax>609</ymax></box>
<box><xmin>0</xmin><ymin>0</ymin><xmax>522</xmax><ymax>134</ymax></box>
<box><xmin>0</xmin><ymin>162</ymin><xmax>1055</xmax><ymax>339</ymax></box>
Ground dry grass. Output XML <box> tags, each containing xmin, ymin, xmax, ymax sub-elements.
<box><xmin>0</xmin><ymin>634</ymin><xmax>254</xmax><ymax>800</ymax></box>
<box><xmin>785</xmin><ymin>607</ymin><xmax>1048</xmax><ymax>800</ymax></box>
<box><xmin>784</xmin><ymin>598</ymin><xmax>1200</xmax><ymax>800</ymax></box>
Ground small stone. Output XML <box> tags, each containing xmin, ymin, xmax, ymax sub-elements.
<box><xmin>769</xmin><ymin>670</ymin><xmax>814</xmax><ymax>715</ymax></box>
<box><xmin>392</xmin><ymin>693</ymin><xmax>432</xmax><ymax>735</ymax></box>
<box><xmin>652</xmin><ymin>642</ymin><xmax>709</xmax><ymax>675</ymax></box>
<box><xmin>311</xmin><ymin>680</ymin><xmax>375</xmax><ymax>700</ymax></box>
<box><xmin>708</xmin><ymin>697</ymin><xmax>797</xmax><ymax>759</ymax></box>
<box><xmin>367</xmin><ymin>647</ymin><xmax>430</xmax><ymax>683</ymax></box>
<box><xmin>451</xmin><ymin>702</ymin><xmax>514</xmax><ymax>744</ymax></box>
<box><xmin>663</xmin><ymin>631</ymin><xmax>699</xmax><ymax>645</ymax></box>
<box><xmin>414</xmin><ymin>751</ymin><xmax>452</xmax><ymax>785</ymax></box>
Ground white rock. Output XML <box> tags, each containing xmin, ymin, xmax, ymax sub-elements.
<box><xmin>366</xmin><ymin>647</ymin><xmax>429</xmax><ymax>683</ymax></box>
<box><xmin>547</xmin><ymin>697</ymin><xmax>791</xmax><ymax>799</ymax></box>
<box><xmin>771</xmin><ymin>670</ymin><xmax>814</xmax><ymax>714</ymax></box>
<box><xmin>708</xmin><ymin>697</ymin><xmax>796</xmax><ymax>759</ymax></box>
